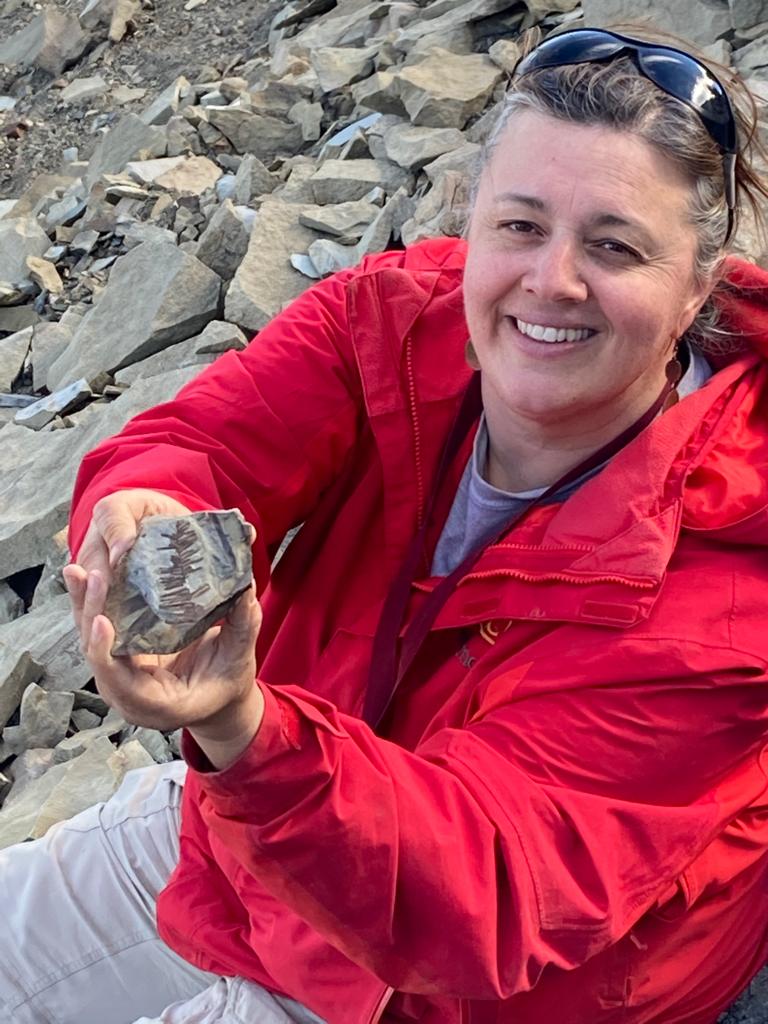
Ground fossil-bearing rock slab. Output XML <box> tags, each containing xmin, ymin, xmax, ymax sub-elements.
<box><xmin>105</xmin><ymin>510</ymin><xmax>254</xmax><ymax>655</ymax></box>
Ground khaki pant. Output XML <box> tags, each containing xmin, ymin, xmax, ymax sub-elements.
<box><xmin>0</xmin><ymin>762</ymin><xmax>325</xmax><ymax>1024</ymax></box>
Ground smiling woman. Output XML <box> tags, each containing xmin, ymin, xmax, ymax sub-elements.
<box><xmin>3</xmin><ymin>23</ymin><xmax>768</xmax><ymax>1024</ymax></box>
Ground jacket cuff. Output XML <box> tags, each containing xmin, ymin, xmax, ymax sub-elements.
<box><xmin>181</xmin><ymin>682</ymin><xmax>299</xmax><ymax>775</ymax></box>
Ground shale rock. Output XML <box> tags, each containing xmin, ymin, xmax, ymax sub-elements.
<box><xmin>0</xmin><ymin>326</ymin><xmax>32</xmax><ymax>391</ymax></box>
<box><xmin>396</xmin><ymin>50</ymin><xmax>503</xmax><ymax>129</ymax></box>
<box><xmin>85</xmin><ymin>115</ymin><xmax>168</xmax><ymax>189</ymax></box>
<box><xmin>0</xmin><ymin>10</ymin><xmax>89</xmax><ymax>77</ymax></box>
<box><xmin>581</xmin><ymin>0</ymin><xmax>732</xmax><ymax>46</ymax></box>
<box><xmin>105</xmin><ymin>510</ymin><xmax>253</xmax><ymax>655</ymax></box>
<box><xmin>0</xmin><ymin>219</ymin><xmax>51</xmax><ymax>287</ymax></box>
<box><xmin>47</xmin><ymin>242</ymin><xmax>221</xmax><ymax>389</ymax></box>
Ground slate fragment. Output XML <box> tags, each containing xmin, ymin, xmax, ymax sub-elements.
<box><xmin>105</xmin><ymin>510</ymin><xmax>254</xmax><ymax>655</ymax></box>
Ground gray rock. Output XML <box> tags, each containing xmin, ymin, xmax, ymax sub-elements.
<box><xmin>375</xmin><ymin>122</ymin><xmax>467</xmax><ymax>171</ymax></box>
<box><xmin>423</xmin><ymin>142</ymin><xmax>480</xmax><ymax>183</ymax></box>
<box><xmin>0</xmin><ymin>652</ymin><xmax>44</xmax><ymax>731</ymax></box>
<box><xmin>14</xmin><ymin>379</ymin><xmax>93</xmax><ymax>431</ymax></box>
<box><xmin>351</xmin><ymin>71</ymin><xmax>408</xmax><ymax>117</ymax></box>
<box><xmin>205</xmin><ymin>107</ymin><xmax>304</xmax><ymax>159</ymax></box>
<box><xmin>319</xmin><ymin>113</ymin><xmax>382</xmax><ymax>159</ymax></box>
<box><xmin>85</xmin><ymin>115</ymin><xmax>168</xmax><ymax>190</ymax></box>
<box><xmin>311</xmin><ymin>45</ymin><xmax>377</xmax><ymax>92</ymax></box>
<box><xmin>488</xmin><ymin>38</ymin><xmax>522</xmax><ymax>75</ymax></box>
<box><xmin>33</xmin><ymin>322</ymin><xmax>74</xmax><ymax>392</ymax></box>
<box><xmin>0</xmin><ymin>582</ymin><xmax>23</xmax><ymax>626</ymax></box>
<box><xmin>125</xmin><ymin>156</ymin><xmax>188</xmax><ymax>185</ymax></box>
<box><xmin>396</xmin><ymin>50</ymin><xmax>502</xmax><ymax>129</ymax></box>
<box><xmin>392</xmin><ymin>0</ymin><xmax>515</xmax><ymax>55</ymax></box>
<box><xmin>0</xmin><ymin>307</ymin><xmax>39</xmax><ymax>334</ymax></box>
<box><xmin>140</xmin><ymin>76</ymin><xmax>194</xmax><ymax>126</ymax></box>
<box><xmin>0</xmin><ymin>366</ymin><xmax>205</xmax><ymax>580</ymax></box>
<box><xmin>309</xmin><ymin>159</ymin><xmax>411</xmax><ymax>205</ymax></box>
<box><xmin>71</xmin><ymin>708</ymin><xmax>102</xmax><ymax>730</ymax></box>
<box><xmin>225</xmin><ymin>199</ymin><xmax>322</xmax><ymax>333</ymax></box>
<box><xmin>290</xmin><ymin>253</ymin><xmax>321</xmax><ymax>279</ymax></box>
<box><xmin>194</xmin><ymin>320</ymin><xmax>248</xmax><ymax>353</ymax></box>
<box><xmin>52</xmin><ymin>713</ymin><xmax>125</xmax><ymax>763</ymax></box>
<box><xmin>735</xmin><ymin>35</ymin><xmax>768</xmax><ymax>72</ymax></box>
<box><xmin>307</xmin><ymin>238</ymin><xmax>359</xmax><ymax>277</ymax></box>
<box><xmin>581</xmin><ymin>0</ymin><xmax>732</xmax><ymax>46</ymax></box>
<box><xmin>47</xmin><ymin>242</ymin><xmax>221</xmax><ymax>389</ymax></box>
<box><xmin>131</xmin><ymin>726</ymin><xmax>175</xmax><ymax>763</ymax></box>
<box><xmin>401</xmin><ymin>169</ymin><xmax>468</xmax><ymax>245</ymax></box>
<box><xmin>119</xmin><ymin>222</ymin><xmax>178</xmax><ymax>251</ymax></box>
<box><xmin>153</xmin><ymin>156</ymin><xmax>223</xmax><ymax>196</ymax></box>
<box><xmin>26</xmin><ymin>256</ymin><xmax>64</xmax><ymax>295</ymax></box>
<box><xmin>30</xmin><ymin>528</ymin><xmax>70</xmax><ymax>611</ymax></box>
<box><xmin>0</xmin><ymin>219</ymin><xmax>50</xmax><ymax>287</ymax></box>
<box><xmin>233</xmin><ymin>154</ymin><xmax>278</xmax><ymax>204</ymax></box>
<box><xmin>61</xmin><ymin>77</ymin><xmax>108</xmax><ymax>105</ymax></box>
<box><xmin>288</xmin><ymin>99</ymin><xmax>324</xmax><ymax>142</ymax></box>
<box><xmin>0</xmin><ymin>325</ymin><xmax>32</xmax><ymax>391</ymax></box>
<box><xmin>0</xmin><ymin>736</ymin><xmax>154</xmax><ymax>848</ymax></box>
<box><xmin>0</xmin><ymin>10</ymin><xmax>88</xmax><ymax>77</ymax></box>
<box><xmin>3</xmin><ymin>684</ymin><xmax>74</xmax><ymax>753</ymax></box>
<box><xmin>105</xmin><ymin>510</ymin><xmax>253</xmax><ymax>655</ymax></box>
<box><xmin>7</xmin><ymin>748</ymin><xmax>56</xmax><ymax>797</ymax></box>
<box><xmin>195</xmin><ymin>200</ymin><xmax>251</xmax><ymax>281</ymax></box>
<box><xmin>298</xmin><ymin>198</ymin><xmax>379</xmax><ymax>239</ymax></box>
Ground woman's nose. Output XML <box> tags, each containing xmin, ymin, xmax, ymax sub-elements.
<box><xmin>520</xmin><ymin>237</ymin><xmax>588</xmax><ymax>303</ymax></box>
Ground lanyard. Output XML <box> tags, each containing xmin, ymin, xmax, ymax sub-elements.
<box><xmin>363</xmin><ymin>359</ymin><xmax>682</xmax><ymax>729</ymax></box>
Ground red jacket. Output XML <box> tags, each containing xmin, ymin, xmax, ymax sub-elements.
<box><xmin>70</xmin><ymin>238</ymin><xmax>768</xmax><ymax>1024</ymax></box>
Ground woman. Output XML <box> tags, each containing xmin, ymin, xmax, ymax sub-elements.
<box><xmin>3</xmin><ymin>26</ymin><xmax>768</xmax><ymax>1024</ymax></box>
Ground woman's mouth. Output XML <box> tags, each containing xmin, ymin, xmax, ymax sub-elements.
<box><xmin>513</xmin><ymin>317</ymin><xmax>597</xmax><ymax>344</ymax></box>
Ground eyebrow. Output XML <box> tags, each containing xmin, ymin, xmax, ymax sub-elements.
<box><xmin>492</xmin><ymin>192</ymin><xmax>657</xmax><ymax>248</ymax></box>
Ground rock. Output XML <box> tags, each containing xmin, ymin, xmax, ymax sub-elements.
<box><xmin>112</xmin><ymin>320</ymin><xmax>243</xmax><ymax>384</ymax></box>
<box><xmin>0</xmin><ymin>326</ymin><xmax>32</xmax><ymax>391</ymax></box>
<box><xmin>488</xmin><ymin>38</ymin><xmax>522</xmax><ymax>74</ymax></box>
<box><xmin>195</xmin><ymin>200</ymin><xmax>251</xmax><ymax>281</ymax></box>
<box><xmin>0</xmin><ymin>735</ymin><xmax>154</xmax><ymax>848</ymax></box>
<box><xmin>0</xmin><ymin>219</ymin><xmax>51</xmax><ymax>287</ymax></box>
<box><xmin>125</xmin><ymin>156</ymin><xmax>187</xmax><ymax>185</ymax></box>
<box><xmin>47</xmin><ymin>242</ymin><xmax>221</xmax><ymax>389</ymax></box>
<box><xmin>154</xmin><ymin>156</ymin><xmax>223</xmax><ymax>195</ymax></box>
<box><xmin>105</xmin><ymin>510</ymin><xmax>253</xmax><ymax>655</ymax></box>
<box><xmin>310</xmin><ymin>45</ymin><xmax>377</xmax><ymax>92</ymax></box>
<box><xmin>140</xmin><ymin>76</ymin><xmax>194</xmax><ymax>126</ymax></box>
<box><xmin>423</xmin><ymin>141</ymin><xmax>480</xmax><ymax>183</ymax></box>
<box><xmin>0</xmin><ymin>10</ymin><xmax>88</xmax><ymax>77</ymax></box>
<box><xmin>374</xmin><ymin>121</ymin><xmax>467</xmax><ymax>171</ymax></box>
<box><xmin>307</xmin><ymin>238</ymin><xmax>359</xmax><ymax>276</ymax></box>
<box><xmin>112</xmin><ymin>84</ymin><xmax>148</xmax><ymax>105</ymax></box>
<box><xmin>401</xmin><ymin>168</ymin><xmax>468</xmax><ymax>245</ymax></box>
<box><xmin>0</xmin><ymin>652</ymin><xmax>44</xmax><ymax>730</ymax></box>
<box><xmin>735</xmin><ymin>35</ymin><xmax>768</xmax><ymax>72</ymax></box>
<box><xmin>233</xmin><ymin>154</ymin><xmax>278</xmax><ymax>203</ymax></box>
<box><xmin>319</xmin><ymin>113</ymin><xmax>382</xmax><ymax>158</ymax></box>
<box><xmin>205</xmin><ymin>107</ymin><xmax>304</xmax><ymax>159</ymax></box>
<box><xmin>119</xmin><ymin>222</ymin><xmax>178</xmax><ymax>250</ymax></box>
<box><xmin>14</xmin><ymin>379</ymin><xmax>93</xmax><ymax>431</ymax></box>
<box><xmin>60</xmin><ymin>77</ymin><xmax>108</xmax><ymax>105</ymax></box>
<box><xmin>26</xmin><ymin>256</ymin><xmax>63</xmax><ymax>295</ymax></box>
<box><xmin>131</xmin><ymin>726</ymin><xmax>174</xmax><ymax>762</ymax></box>
<box><xmin>730</xmin><ymin>0</ymin><xmax>768</xmax><ymax>30</ymax></box>
<box><xmin>108</xmin><ymin>0</ymin><xmax>139</xmax><ymax>42</ymax></box>
<box><xmin>225</xmin><ymin>199</ymin><xmax>322</xmax><ymax>333</ymax></box>
<box><xmin>0</xmin><ymin>366</ymin><xmax>205</xmax><ymax>580</ymax></box>
<box><xmin>32</xmin><ymin>322</ymin><xmax>74</xmax><ymax>392</ymax></box>
<box><xmin>396</xmin><ymin>50</ymin><xmax>503</xmax><ymax>129</ymax></box>
<box><xmin>52</xmin><ymin>714</ymin><xmax>125</xmax><ymax>763</ymax></box>
<box><xmin>7</xmin><ymin>748</ymin><xmax>56</xmax><ymax>796</ymax></box>
<box><xmin>298</xmin><ymin>198</ymin><xmax>379</xmax><ymax>239</ymax></box>
<box><xmin>29</xmin><ymin>528</ymin><xmax>70</xmax><ymax>611</ymax></box>
<box><xmin>581</xmin><ymin>0</ymin><xmax>732</xmax><ymax>46</ymax></box>
<box><xmin>309</xmin><ymin>159</ymin><xmax>411</xmax><ymax>204</ymax></box>
<box><xmin>392</xmin><ymin>0</ymin><xmax>514</xmax><ymax>55</ymax></box>
<box><xmin>71</xmin><ymin>708</ymin><xmax>102</xmax><ymax>730</ymax></box>
<box><xmin>288</xmin><ymin>99</ymin><xmax>324</xmax><ymax>142</ymax></box>
<box><xmin>0</xmin><ymin>307</ymin><xmax>39</xmax><ymax>335</ymax></box>
<box><xmin>351</xmin><ymin>71</ymin><xmax>408</xmax><ymax>117</ymax></box>
<box><xmin>85</xmin><ymin>115</ymin><xmax>168</xmax><ymax>190</ymax></box>
<box><xmin>0</xmin><ymin>582</ymin><xmax>23</xmax><ymax>626</ymax></box>
<box><xmin>3</xmin><ymin>684</ymin><xmax>74</xmax><ymax>754</ymax></box>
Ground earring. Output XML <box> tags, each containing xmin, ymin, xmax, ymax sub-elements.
<box><xmin>662</xmin><ymin>342</ymin><xmax>683</xmax><ymax>412</ymax></box>
<box><xmin>465</xmin><ymin>339</ymin><xmax>481</xmax><ymax>371</ymax></box>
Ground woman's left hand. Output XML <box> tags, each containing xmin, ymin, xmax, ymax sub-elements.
<box><xmin>63</xmin><ymin>564</ymin><xmax>265</xmax><ymax>769</ymax></box>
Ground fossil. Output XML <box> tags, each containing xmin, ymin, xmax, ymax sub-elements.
<box><xmin>104</xmin><ymin>509</ymin><xmax>254</xmax><ymax>655</ymax></box>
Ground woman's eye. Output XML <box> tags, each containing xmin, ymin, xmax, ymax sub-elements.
<box><xmin>501</xmin><ymin>220</ymin><xmax>538</xmax><ymax>235</ymax></box>
<box><xmin>596</xmin><ymin>238</ymin><xmax>639</xmax><ymax>259</ymax></box>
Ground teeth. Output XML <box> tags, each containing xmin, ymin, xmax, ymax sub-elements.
<box><xmin>516</xmin><ymin>319</ymin><xmax>592</xmax><ymax>343</ymax></box>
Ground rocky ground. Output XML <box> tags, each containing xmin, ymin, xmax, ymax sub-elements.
<box><xmin>1</xmin><ymin>0</ymin><xmax>767</xmax><ymax>1018</ymax></box>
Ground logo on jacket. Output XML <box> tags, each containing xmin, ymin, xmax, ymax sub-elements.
<box><xmin>479</xmin><ymin>619</ymin><xmax>512</xmax><ymax>645</ymax></box>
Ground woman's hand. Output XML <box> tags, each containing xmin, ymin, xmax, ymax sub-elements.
<box><xmin>63</xmin><ymin>489</ymin><xmax>266</xmax><ymax>769</ymax></box>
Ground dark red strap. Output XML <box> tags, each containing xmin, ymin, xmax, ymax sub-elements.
<box><xmin>363</xmin><ymin>361</ymin><xmax>680</xmax><ymax>729</ymax></box>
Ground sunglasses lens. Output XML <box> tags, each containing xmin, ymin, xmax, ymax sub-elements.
<box><xmin>517</xmin><ymin>30</ymin><xmax>622</xmax><ymax>73</ymax></box>
<box><xmin>638</xmin><ymin>51</ymin><xmax>736</xmax><ymax>150</ymax></box>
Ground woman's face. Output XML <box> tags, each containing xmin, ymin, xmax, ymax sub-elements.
<box><xmin>463</xmin><ymin>109</ymin><xmax>713</xmax><ymax>433</ymax></box>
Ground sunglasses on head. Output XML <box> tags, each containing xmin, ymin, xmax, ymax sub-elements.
<box><xmin>516</xmin><ymin>28</ymin><xmax>738</xmax><ymax>241</ymax></box>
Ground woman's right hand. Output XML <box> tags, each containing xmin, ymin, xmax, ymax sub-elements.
<box><xmin>62</xmin><ymin>488</ymin><xmax>195</xmax><ymax>649</ymax></box>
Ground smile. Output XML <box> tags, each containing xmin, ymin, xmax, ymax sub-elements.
<box><xmin>515</xmin><ymin>318</ymin><xmax>595</xmax><ymax>343</ymax></box>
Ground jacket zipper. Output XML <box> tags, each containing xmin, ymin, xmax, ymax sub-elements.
<box><xmin>405</xmin><ymin>335</ymin><xmax>426</xmax><ymax>527</ymax></box>
<box><xmin>464</xmin><ymin>568</ymin><xmax>657</xmax><ymax>589</ymax></box>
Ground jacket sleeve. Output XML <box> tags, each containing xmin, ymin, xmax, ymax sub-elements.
<box><xmin>68</xmin><ymin>267</ymin><xmax>365</xmax><ymax>583</ymax></box>
<box><xmin>180</xmin><ymin>635</ymin><xmax>768</xmax><ymax>999</ymax></box>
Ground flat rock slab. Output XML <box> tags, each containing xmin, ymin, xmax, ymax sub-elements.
<box><xmin>580</xmin><ymin>0</ymin><xmax>732</xmax><ymax>47</ymax></box>
<box><xmin>105</xmin><ymin>510</ymin><xmax>253</xmax><ymax>655</ymax></box>
<box><xmin>205</xmin><ymin>107</ymin><xmax>304</xmax><ymax>159</ymax></box>
<box><xmin>14</xmin><ymin>378</ymin><xmax>93</xmax><ymax>431</ymax></box>
<box><xmin>396</xmin><ymin>50</ymin><xmax>502</xmax><ymax>129</ymax></box>
<box><xmin>0</xmin><ymin>325</ymin><xmax>32</xmax><ymax>391</ymax></box>
<box><xmin>47</xmin><ymin>241</ymin><xmax>221</xmax><ymax>389</ymax></box>
<box><xmin>225</xmin><ymin>199</ymin><xmax>321</xmax><ymax>333</ymax></box>
<box><xmin>0</xmin><ymin>10</ymin><xmax>88</xmax><ymax>76</ymax></box>
<box><xmin>85</xmin><ymin>114</ymin><xmax>168</xmax><ymax>189</ymax></box>
<box><xmin>309</xmin><ymin>159</ymin><xmax>411</xmax><ymax>205</ymax></box>
<box><xmin>0</xmin><ymin>219</ymin><xmax>51</xmax><ymax>286</ymax></box>
<box><xmin>0</xmin><ymin>365</ymin><xmax>205</xmax><ymax>580</ymax></box>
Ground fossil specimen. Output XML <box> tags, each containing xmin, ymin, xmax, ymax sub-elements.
<box><xmin>104</xmin><ymin>509</ymin><xmax>254</xmax><ymax>655</ymax></box>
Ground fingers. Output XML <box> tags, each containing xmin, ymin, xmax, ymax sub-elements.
<box><xmin>62</xmin><ymin>563</ymin><xmax>87</xmax><ymax>633</ymax></box>
<box><xmin>92</xmin><ymin>495</ymin><xmax>139</xmax><ymax>568</ymax></box>
<box><xmin>75</xmin><ymin>570</ymin><xmax>108</xmax><ymax>656</ymax></box>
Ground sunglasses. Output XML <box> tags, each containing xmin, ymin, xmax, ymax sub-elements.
<box><xmin>516</xmin><ymin>28</ymin><xmax>737</xmax><ymax>240</ymax></box>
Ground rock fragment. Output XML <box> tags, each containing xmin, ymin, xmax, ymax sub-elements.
<box><xmin>105</xmin><ymin>510</ymin><xmax>254</xmax><ymax>656</ymax></box>
<box><xmin>0</xmin><ymin>326</ymin><xmax>33</xmax><ymax>391</ymax></box>
<box><xmin>14</xmin><ymin>379</ymin><xmax>93</xmax><ymax>431</ymax></box>
<box><xmin>0</xmin><ymin>10</ymin><xmax>88</xmax><ymax>77</ymax></box>
<box><xmin>396</xmin><ymin>50</ymin><xmax>503</xmax><ymax>129</ymax></box>
<box><xmin>3</xmin><ymin>684</ymin><xmax>74</xmax><ymax>754</ymax></box>
<box><xmin>0</xmin><ymin>220</ymin><xmax>51</xmax><ymax>287</ymax></box>
<box><xmin>309</xmin><ymin>159</ymin><xmax>411</xmax><ymax>204</ymax></box>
